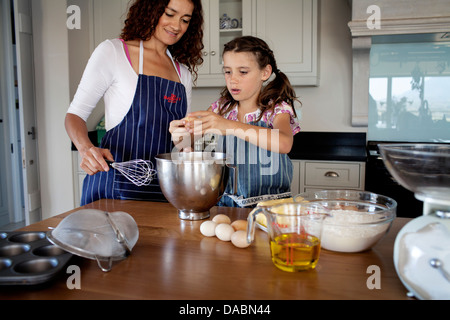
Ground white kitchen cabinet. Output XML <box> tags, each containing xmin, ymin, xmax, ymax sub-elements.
<box><xmin>254</xmin><ymin>0</ymin><xmax>319</xmax><ymax>86</ymax></box>
<box><xmin>291</xmin><ymin>160</ymin><xmax>366</xmax><ymax>195</ymax></box>
<box><xmin>197</xmin><ymin>0</ymin><xmax>319</xmax><ymax>87</ymax></box>
<box><xmin>88</xmin><ymin>0</ymin><xmax>319</xmax><ymax>87</ymax></box>
<box><xmin>197</xmin><ymin>0</ymin><xmax>253</xmax><ymax>87</ymax></box>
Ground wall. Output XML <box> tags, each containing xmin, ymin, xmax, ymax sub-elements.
<box><xmin>191</xmin><ymin>0</ymin><xmax>363</xmax><ymax>133</ymax></box>
<box><xmin>32</xmin><ymin>0</ymin><xmax>74</xmax><ymax>220</ymax></box>
<box><xmin>67</xmin><ymin>0</ymin><xmax>105</xmax><ymax>130</ymax></box>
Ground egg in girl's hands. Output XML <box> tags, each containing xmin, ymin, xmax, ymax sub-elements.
<box><xmin>182</xmin><ymin>116</ymin><xmax>195</xmax><ymax>123</ymax></box>
<box><xmin>180</xmin><ymin>116</ymin><xmax>193</xmax><ymax>130</ymax></box>
<box><xmin>182</xmin><ymin>116</ymin><xmax>201</xmax><ymax>128</ymax></box>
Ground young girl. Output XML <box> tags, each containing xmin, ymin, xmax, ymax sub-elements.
<box><xmin>170</xmin><ymin>36</ymin><xmax>301</xmax><ymax>207</ymax></box>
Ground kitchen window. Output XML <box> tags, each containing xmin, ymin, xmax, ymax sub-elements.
<box><xmin>368</xmin><ymin>34</ymin><xmax>450</xmax><ymax>143</ymax></box>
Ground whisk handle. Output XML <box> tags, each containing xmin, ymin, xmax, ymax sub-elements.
<box><xmin>105</xmin><ymin>160</ymin><xmax>115</xmax><ymax>169</ymax></box>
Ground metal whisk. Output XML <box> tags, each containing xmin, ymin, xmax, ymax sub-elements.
<box><xmin>107</xmin><ymin>160</ymin><xmax>156</xmax><ymax>187</ymax></box>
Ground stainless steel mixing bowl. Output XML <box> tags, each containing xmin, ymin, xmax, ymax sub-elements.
<box><xmin>155</xmin><ymin>152</ymin><xmax>233</xmax><ymax>220</ymax></box>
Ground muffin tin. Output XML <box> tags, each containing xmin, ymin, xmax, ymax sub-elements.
<box><xmin>0</xmin><ymin>231</ymin><xmax>73</xmax><ymax>286</ymax></box>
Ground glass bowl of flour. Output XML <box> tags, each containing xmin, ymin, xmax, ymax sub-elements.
<box><xmin>294</xmin><ymin>190</ymin><xmax>397</xmax><ymax>253</ymax></box>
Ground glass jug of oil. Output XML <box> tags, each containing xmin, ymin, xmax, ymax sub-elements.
<box><xmin>247</xmin><ymin>203</ymin><xmax>328</xmax><ymax>272</ymax></box>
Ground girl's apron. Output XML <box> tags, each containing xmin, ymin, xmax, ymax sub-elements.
<box><xmin>81</xmin><ymin>41</ymin><xmax>187</xmax><ymax>206</ymax></box>
<box><xmin>217</xmin><ymin>121</ymin><xmax>293</xmax><ymax>208</ymax></box>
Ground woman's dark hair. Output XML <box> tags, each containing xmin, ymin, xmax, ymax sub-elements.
<box><xmin>219</xmin><ymin>36</ymin><xmax>300</xmax><ymax>120</ymax></box>
<box><xmin>120</xmin><ymin>0</ymin><xmax>204</xmax><ymax>81</ymax></box>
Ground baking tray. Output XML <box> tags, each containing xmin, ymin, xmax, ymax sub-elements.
<box><xmin>0</xmin><ymin>231</ymin><xmax>73</xmax><ymax>286</ymax></box>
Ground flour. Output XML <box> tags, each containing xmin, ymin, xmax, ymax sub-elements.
<box><xmin>321</xmin><ymin>210</ymin><xmax>391</xmax><ymax>253</ymax></box>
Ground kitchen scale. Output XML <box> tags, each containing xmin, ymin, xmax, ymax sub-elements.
<box><xmin>379</xmin><ymin>144</ymin><xmax>450</xmax><ymax>300</ymax></box>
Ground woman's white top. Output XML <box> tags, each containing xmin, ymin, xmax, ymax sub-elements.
<box><xmin>67</xmin><ymin>38</ymin><xmax>192</xmax><ymax>131</ymax></box>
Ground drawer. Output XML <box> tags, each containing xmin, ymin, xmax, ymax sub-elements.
<box><xmin>304</xmin><ymin>162</ymin><xmax>361</xmax><ymax>188</ymax></box>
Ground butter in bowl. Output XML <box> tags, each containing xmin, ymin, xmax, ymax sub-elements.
<box><xmin>253</xmin><ymin>197</ymin><xmax>295</xmax><ymax>232</ymax></box>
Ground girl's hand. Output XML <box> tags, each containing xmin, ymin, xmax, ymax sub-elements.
<box><xmin>169</xmin><ymin>119</ymin><xmax>187</xmax><ymax>135</ymax></box>
<box><xmin>185</xmin><ymin>111</ymin><xmax>231</xmax><ymax>135</ymax></box>
<box><xmin>184</xmin><ymin>111</ymin><xmax>294</xmax><ymax>154</ymax></box>
<box><xmin>169</xmin><ymin>119</ymin><xmax>194</xmax><ymax>151</ymax></box>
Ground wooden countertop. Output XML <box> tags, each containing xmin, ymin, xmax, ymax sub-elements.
<box><xmin>0</xmin><ymin>200</ymin><xmax>412</xmax><ymax>301</ymax></box>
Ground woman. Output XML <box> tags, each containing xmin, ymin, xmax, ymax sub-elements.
<box><xmin>65</xmin><ymin>0</ymin><xmax>204</xmax><ymax>205</ymax></box>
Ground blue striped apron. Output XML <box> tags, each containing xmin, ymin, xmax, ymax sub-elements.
<box><xmin>217</xmin><ymin>121</ymin><xmax>293</xmax><ymax>208</ymax></box>
<box><xmin>81</xmin><ymin>41</ymin><xmax>187</xmax><ymax>206</ymax></box>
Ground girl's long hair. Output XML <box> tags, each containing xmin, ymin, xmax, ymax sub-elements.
<box><xmin>219</xmin><ymin>36</ymin><xmax>300</xmax><ymax>120</ymax></box>
<box><xmin>120</xmin><ymin>0</ymin><xmax>204</xmax><ymax>82</ymax></box>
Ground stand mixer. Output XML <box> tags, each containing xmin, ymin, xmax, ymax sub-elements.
<box><xmin>379</xmin><ymin>144</ymin><xmax>450</xmax><ymax>300</ymax></box>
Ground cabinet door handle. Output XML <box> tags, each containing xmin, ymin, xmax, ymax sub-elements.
<box><xmin>324</xmin><ymin>171</ymin><xmax>339</xmax><ymax>178</ymax></box>
<box><xmin>203</xmin><ymin>51</ymin><xmax>208</xmax><ymax>56</ymax></box>
<box><xmin>210</xmin><ymin>51</ymin><xmax>216</xmax><ymax>56</ymax></box>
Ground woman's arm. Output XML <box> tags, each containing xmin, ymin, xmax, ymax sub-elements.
<box><xmin>65</xmin><ymin>113</ymin><xmax>113</xmax><ymax>175</ymax></box>
<box><xmin>186</xmin><ymin>111</ymin><xmax>294</xmax><ymax>154</ymax></box>
<box><xmin>65</xmin><ymin>41</ymin><xmax>119</xmax><ymax>175</ymax></box>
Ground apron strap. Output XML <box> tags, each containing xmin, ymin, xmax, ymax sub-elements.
<box><xmin>139</xmin><ymin>40</ymin><xmax>144</xmax><ymax>75</ymax></box>
<box><xmin>119</xmin><ymin>39</ymin><xmax>132</xmax><ymax>66</ymax></box>
<box><xmin>175</xmin><ymin>61</ymin><xmax>181</xmax><ymax>79</ymax></box>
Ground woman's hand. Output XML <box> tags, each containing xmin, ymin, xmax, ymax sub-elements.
<box><xmin>65</xmin><ymin>113</ymin><xmax>114</xmax><ymax>175</ymax></box>
<box><xmin>80</xmin><ymin>147</ymin><xmax>114</xmax><ymax>176</ymax></box>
